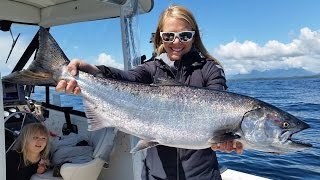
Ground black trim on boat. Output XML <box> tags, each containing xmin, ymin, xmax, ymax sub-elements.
<box><xmin>42</xmin><ymin>103</ymin><xmax>86</xmax><ymax>117</ymax></box>
<box><xmin>45</xmin><ymin>86</ymin><xmax>50</xmax><ymax>105</ymax></box>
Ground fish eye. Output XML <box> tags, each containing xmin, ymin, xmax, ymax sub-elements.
<box><xmin>282</xmin><ymin>122</ymin><xmax>289</xmax><ymax>128</ymax></box>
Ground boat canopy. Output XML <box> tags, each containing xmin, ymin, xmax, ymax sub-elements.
<box><xmin>0</xmin><ymin>0</ymin><xmax>153</xmax><ymax>27</ymax></box>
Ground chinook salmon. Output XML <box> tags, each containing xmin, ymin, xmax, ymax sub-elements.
<box><xmin>2</xmin><ymin>28</ymin><xmax>312</xmax><ymax>154</ymax></box>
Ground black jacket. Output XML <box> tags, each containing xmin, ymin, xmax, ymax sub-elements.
<box><xmin>97</xmin><ymin>50</ymin><xmax>227</xmax><ymax>180</ymax></box>
<box><xmin>6</xmin><ymin>150</ymin><xmax>40</xmax><ymax>180</ymax></box>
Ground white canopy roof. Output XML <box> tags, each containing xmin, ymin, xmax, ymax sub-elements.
<box><xmin>0</xmin><ymin>0</ymin><xmax>154</xmax><ymax>27</ymax></box>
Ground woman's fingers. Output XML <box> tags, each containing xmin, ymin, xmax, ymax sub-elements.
<box><xmin>234</xmin><ymin>141</ymin><xmax>243</xmax><ymax>154</ymax></box>
<box><xmin>218</xmin><ymin>141</ymin><xmax>232</xmax><ymax>152</ymax></box>
<box><xmin>73</xmin><ymin>86</ymin><xmax>81</xmax><ymax>95</ymax></box>
<box><xmin>56</xmin><ymin>80</ymin><xmax>67</xmax><ymax>92</ymax></box>
<box><xmin>211</xmin><ymin>141</ymin><xmax>243</xmax><ymax>154</ymax></box>
<box><xmin>55</xmin><ymin>79</ymin><xmax>81</xmax><ymax>95</ymax></box>
<box><xmin>225</xmin><ymin>141</ymin><xmax>234</xmax><ymax>152</ymax></box>
<box><xmin>65</xmin><ymin>79</ymin><xmax>77</xmax><ymax>94</ymax></box>
<box><xmin>68</xmin><ymin>60</ymin><xmax>80</xmax><ymax>76</ymax></box>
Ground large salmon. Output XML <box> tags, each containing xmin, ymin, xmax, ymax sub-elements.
<box><xmin>2</xmin><ymin>28</ymin><xmax>311</xmax><ymax>153</ymax></box>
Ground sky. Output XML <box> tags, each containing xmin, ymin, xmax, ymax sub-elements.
<box><xmin>1</xmin><ymin>0</ymin><xmax>320</xmax><ymax>77</ymax></box>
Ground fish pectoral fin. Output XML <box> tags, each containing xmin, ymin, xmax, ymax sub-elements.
<box><xmin>208</xmin><ymin>132</ymin><xmax>241</xmax><ymax>144</ymax></box>
<box><xmin>83</xmin><ymin>98</ymin><xmax>113</xmax><ymax>131</ymax></box>
<box><xmin>130</xmin><ymin>140</ymin><xmax>159</xmax><ymax>153</ymax></box>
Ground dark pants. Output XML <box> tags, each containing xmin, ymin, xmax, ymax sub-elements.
<box><xmin>142</xmin><ymin>146</ymin><xmax>222</xmax><ymax>180</ymax></box>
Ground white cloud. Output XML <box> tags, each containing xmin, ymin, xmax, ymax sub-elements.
<box><xmin>95</xmin><ymin>53</ymin><xmax>124</xmax><ymax>70</ymax></box>
<box><xmin>214</xmin><ymin>27</ymin><xmax>320</xmax><ymax>76</ymax></box>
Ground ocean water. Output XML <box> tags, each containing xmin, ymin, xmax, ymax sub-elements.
<box><xmin>31</xmin><ymin>77</ymin><xmax>320</xmax><ymax>180</ymax></box>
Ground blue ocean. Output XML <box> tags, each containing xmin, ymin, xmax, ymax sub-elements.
<box><xmin>32</xmin><ymin>77</ymin><xmax>320</xmax><ymax>180</ymax></box>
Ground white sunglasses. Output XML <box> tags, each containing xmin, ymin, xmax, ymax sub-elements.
<box><xmin>160</xmin><ymin>31</ymin><xmax>195</xmax><ymax>42</ymax></box>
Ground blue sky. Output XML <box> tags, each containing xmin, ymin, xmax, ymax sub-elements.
<box><xmin>1</xmin><ymin>0</ymin><xmax>320</xmax><ymax>77</ymax></box>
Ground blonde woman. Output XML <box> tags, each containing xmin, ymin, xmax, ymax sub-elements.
<box><xmin>56</xmin><ymin>5</ymin><xmax>243</xmax><ymax>180</ymax></box>
<box><xmin>6</xmin><ymin>123</ymin><xmax>50</xmax><ymax>180</ymax></box>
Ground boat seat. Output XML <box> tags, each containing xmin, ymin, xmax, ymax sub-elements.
<box><xmin>31</xmin><ymin>127</ymin><xmax>116</xmax><ymax>180</ymax></box>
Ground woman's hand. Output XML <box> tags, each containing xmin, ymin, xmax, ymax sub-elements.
<box><xmin>211</xmin><ymin>140</ymin><xmax>243</xmax><ymax>154</ymax></box>
<box><xmin>56</xmin><ymin>59</ymin><xmax>100</xmax><ymax>95</ymax></box>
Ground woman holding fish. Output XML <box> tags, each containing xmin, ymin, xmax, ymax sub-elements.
<box><xmin>56</xmin><ymin>5</ymin><xmax>243</xmax><ymax>180</ymax></box>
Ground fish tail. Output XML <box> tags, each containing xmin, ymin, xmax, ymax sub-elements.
<box><xmin>2</xmin><ymin>27</ymin><xmax>70</xmax><ymax>86</ymax></box>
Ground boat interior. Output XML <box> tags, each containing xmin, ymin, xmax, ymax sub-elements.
<box><xmin>1</xmin><ymin>0</ymin><xmax>153</xmax><ymax>179</ymax></box>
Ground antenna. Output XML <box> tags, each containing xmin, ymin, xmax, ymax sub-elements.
<box><xmin>5</xmin><ymin>28</ymin><xmax>20</xmax><ymax>63</ymax></box>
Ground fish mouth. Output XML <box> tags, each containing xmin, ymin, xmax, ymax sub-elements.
<box><xmin>284</xmin><ymin>119</ymin><xmax>312</xmax><ymax>147</ymax></box>
<box><xmin>287</xmin><ymin>133</ymin><xmax>312</xmax><ymax>147</ymax></box>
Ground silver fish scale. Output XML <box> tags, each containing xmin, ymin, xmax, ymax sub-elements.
<box><xmin>77</xmin><ymin>72</ymin><xmax>256</xmax><ymax>149</ymax></box>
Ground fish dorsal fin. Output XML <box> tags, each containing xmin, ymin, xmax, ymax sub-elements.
<box><xmin>208</xmin><ymin>132</ymin><xmax>241</xmax><ymax>144</ymax></box>
<box><xmin>83</xmin><ymin>97</ymin><xmax>113</xmax><ymax>131</ymax></box>
<box><xmin>151</xmin><ymin>77</ymin><xmax>183</xmax><ymax>86</ymax></box>
<box><xmin>130</xmin><ymin>139</ymin><xmax>159</xmax><ymax>153</ymax></box>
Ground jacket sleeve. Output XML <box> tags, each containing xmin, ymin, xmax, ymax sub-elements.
<box><xmin>203</xmin><ymin>61</ymin><xmax>228</xmax><ymax>90</ymax></box>
<box><xmin>96</xmin><ymin>61</ymin><xmax>156</xmax><ymax>84</ymax></box>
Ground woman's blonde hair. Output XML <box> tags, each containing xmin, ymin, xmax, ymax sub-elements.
<box><xmin>153</xmin><ymin>5</ymin><xmax>221</xmax><ymax>65</ymax></box>
<box><xmin>13</xmin><ymin>123</ymin><xmax>50</xmax><ymax>166</ymax></box>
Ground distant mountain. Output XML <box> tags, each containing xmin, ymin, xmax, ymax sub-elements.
<box><xmin>228</xmin><ymin>68</ymin><xmax>317</xmax><ymax>80</ymax></box>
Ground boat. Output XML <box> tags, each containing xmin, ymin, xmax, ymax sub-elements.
<box><xmin>0</xmin><ymin>0</ymin><xmax>270</xmax><ymax>179</ymax></box>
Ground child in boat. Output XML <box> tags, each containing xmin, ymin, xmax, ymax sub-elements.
<box><xmin>6</xmin><ymin>123</ymin><xmax>50</xmax><ymax>180</ymax></box>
